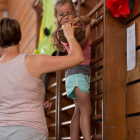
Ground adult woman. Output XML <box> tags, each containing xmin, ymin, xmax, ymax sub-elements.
<box><xmin>0</xmin><ymin>18</ymin><xmax>83</xmax><ymax>140</ymax></box>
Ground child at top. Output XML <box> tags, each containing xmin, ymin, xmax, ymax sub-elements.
<box><xmin>51</xmin><ymin>0</ymin><xmax>96</xmax><ymax>139</ymax></box>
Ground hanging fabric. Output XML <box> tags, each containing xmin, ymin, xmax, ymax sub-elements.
<box><xmin>35</xmin><ymin>0</ymin><xmax>56</xmax><ymax>55</ymax></box>
<box><xmin>106</xmin><ymin>0</ymin><xmax>130</xmax><ymax>18</ymax></box>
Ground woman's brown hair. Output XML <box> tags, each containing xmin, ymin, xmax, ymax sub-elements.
<box><xmin>51</xmin><ymin>0</ymin><xmax>76</xmax><ymax>51</ymax></box>
<box><xmin>0</xmin><ymin>18</ymin><xmax>21</xmax><ymax>48</ymax></box>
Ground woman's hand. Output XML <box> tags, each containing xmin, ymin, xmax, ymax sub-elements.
<box><xmin>63</xmin><ymin>23</ymin><xmax>74</xmax><ymax>41</ymax></box>
<box><xmin>44</xmin><ymin>101</ymin><xmax>52</xmax><ymax>109</ymax></box>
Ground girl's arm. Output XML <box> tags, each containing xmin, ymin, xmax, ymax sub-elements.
<box><xmin>78</xmin><ymin>23</ymin><xmax>91</xmax><ymax>48</ymax></box>
<box><xmin>25</xmin><ymin>23</ymin><xmax>84</xmax><ymax>79</ymax></box>
<box><xmin>78</xmin><ymin>18</ymin><xmax>97</xmax><ymax>48</ymax></box>
<box><xmin>78</xmin><ymin>19</ymin><xmax>97</xmax><ymax>48</ymax></box>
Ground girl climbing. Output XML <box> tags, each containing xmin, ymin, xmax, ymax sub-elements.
<box><xmin>51</xmin><ymin>0</ymin><xmax>96</xmax><ymax>139</ymax></box>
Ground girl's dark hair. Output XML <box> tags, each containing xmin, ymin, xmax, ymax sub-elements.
<box><xmin>51</xmin><ymin>0</ymin><xmax>76</xmax><ymax>51</ymax></box>
<box><xmin>0</xmin><ymin>18</ymin><xmax>21</xmax><ymax>48</ymax></box>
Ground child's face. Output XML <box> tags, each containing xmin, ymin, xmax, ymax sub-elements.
<box><xmin>56</xmin><ymin>3</ymin><xmax>76</xmax><ymax>25</ymax></box>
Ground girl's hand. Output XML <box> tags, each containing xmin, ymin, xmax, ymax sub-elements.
<box><xmin>67</xmin><ymin>17</ymin><xmax>79</xmax><ymax>26</ymax></box>
<box><xmin>90</xmin><ymin>19</ymin><xmax>97</xmax><ymax>29</ymax></box>
<box><xmin>63</xmin><ymin>23</ymin><xmax>74</xmax><ymax>40</ymax></box>
<box><xmin>44</xmin><ymin>101</ymin><xmax>52</xmax><ymax>109</ymax></box>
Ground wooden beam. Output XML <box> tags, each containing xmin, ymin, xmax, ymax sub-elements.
<box><xmin>103</xmin><ymin>2</ymin><xmax>126</xmax><ymax>140</ymax></box>
<box><xmin>55</xmin><ymin>70</ymin><xmax>61</xmax><ymax>140</ymax></box>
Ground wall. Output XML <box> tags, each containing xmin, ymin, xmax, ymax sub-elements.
<box><xmin>0</xmin><ymin>0</ymin><xmax>7</xmax><ymax>17</ymax></box>
<box><xmin>126</xmin><ymin>0</ymin><xmax>140</xmax><ymax>139</ymax></box>
<box><xmin>8</xmin><ymin>0</ymin><xmax>37</xmax><ymax>54</ymax></box>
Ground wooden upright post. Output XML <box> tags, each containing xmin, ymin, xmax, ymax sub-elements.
<box><xmin>55</xmin><ymin>70</ymin><xmax>61</xmax><ymax>140</ymax></box>
<box><xmin>103</xmin><ymin>1</ymin><xmax>126</xmax><ymax>140</ymax></box>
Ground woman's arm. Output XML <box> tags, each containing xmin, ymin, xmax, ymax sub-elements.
<box><xmin>25</xmin><ymin>23</ymin><xmax>84</xmax><ymax>79</ymax></box>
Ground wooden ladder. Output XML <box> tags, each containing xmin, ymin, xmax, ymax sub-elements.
<box><xmin>42</xmin><ymin>0</ymin><xmax>126</xmax><ymax>139</ymax></box>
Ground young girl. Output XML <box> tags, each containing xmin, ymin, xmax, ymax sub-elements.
<box><xmin>51</xmin><ymin>0</ymin><xmax>95</xmax><ymax>140</ymax></box>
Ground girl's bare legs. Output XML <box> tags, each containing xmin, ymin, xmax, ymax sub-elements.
<box><xmin>74</xmin><ymin>87</ymin><xmax>92</xmax><ymax>140</ymax></box>
<box><xmin>70</xmin><ymin>99</ymin><xmax>81</xmax><ymax>140</ymax></box>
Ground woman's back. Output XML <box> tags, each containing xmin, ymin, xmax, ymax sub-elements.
<box><xmin>0</xmin><ymin>54</ymin><xmax>48</xmax><ymax>136</ymax></box>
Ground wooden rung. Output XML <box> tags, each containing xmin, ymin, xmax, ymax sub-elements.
<box><xmin>81</xmin><ymin>0</ymin><xmax>87</xmax><ymax>5</ymax></box>
<box><xmin>87</xmin><ymin>0</ymin><xmax>104</xmax><ymax>17</ymax></box>
<box><xmin>73</xmin><ymin>0</ymin><xmax>77</xmax><ymax>3</ymax></box>
<box><xmin>62</xmin><ymin>92</ymin><xmax>67</xmax><ymax>97</ymax></box>
<box><xmin>61</xmin><ymin>134</ymin><xmax>102</xmax><ymax>140</ymax></box>
<box><xmin>61</xmin><ymin>137</ymin><xmax>84</xmax><ymax>140</ymax></box>
<box><xmin>92</xmin><ymin>114</ymin><xmax>102</xmax><ymax>121</ymax></box>
<box><xmin>34</xmin><ymin>0</ymin><xmax>40</xmax><ymax>6</ymax></box>
<box><xmin>33</xmin><ymin>0</ymin><xmax>43</xmax><ymax>16</ymax></box>
<box><xmin>95</xmin><ymin>65</ymin><xmax>103</xmax><ymax>71</ymax></box>
<box><xmin>90</xmin><ymin>74</ymin><xmax>103</xmax><ymax>83</ymax></box>
<box><xmin>91</xmin><ymin>15</ymin><xmax>103</xmax><ymax>28</ymax></box>
<box><xmin>80</xmin><ymin>135</ymin><xmax>102</xmax><ymax>140</ymax></box>
<box><xmin>61</xmin><ymin>135</ymin><xmax>102</xmax><ymax>140</ymax></box>
<box><xmin>92</xmin><ymin>135</ymin><xmax>102</xmax><ymax>140</ymax></box>
<box><xmin>76</xmin><ymin>0</ymin><xmax>87</xmax><ymax>10</ymax></box>
<box><xmin>90</xmin><ymin>54</ymin><xmax>103</xmax><ymax>65</ymax></box>
<box><xmin>49</xmin><ymin>137</ymin><xmax>55</xmax><ymax>140</ymax></box>
<box><xmin>91</xmin><ymin>94</ymin><xmax>103</xmax><ymax>101</ymax></box>
<box><xmin>61</xmin><ymin>121</ymin><xmax>71</xmax><ymax>126</ymax></box>
<box><xmin>61</xmin><ymin>104</ymin><xmax>75</xmax><ymax>111</ymax></box>
<box><xmin>62</xmin><ymin>78</ymin><xmax>66</xmax><ymax>82</ymax></box>
<box><xmin>48</xmin><ymin>123</ymin><xmax>56</xmax><ymax>128</ymax></box>
<box><xmin>46</xmin><ymin>110</ymin><xmax>56</xmax><ymax>115</ymax></box>
<box><xmin>61</xmin><ymin>137</ymin><xmax>70</xmax><ymax>140</ymax></box>
<box><xmin>47</xmin><ymin>82</ymin><xmax>57</xmax><ymax>90</ymax></box>
<box><xmin>48</xmin><ymin>96</ymin><xmax>56</xmax><ymax>101</ymax></box>
<box><xmin>91</xmin><ymin>35</ymin><xmax>103</xmax><ymax>47</ymax></box>
<box><xmin>61</xmin><ymin>137</ymin><xmax>83</xmax><ymax>140</ymax></box>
